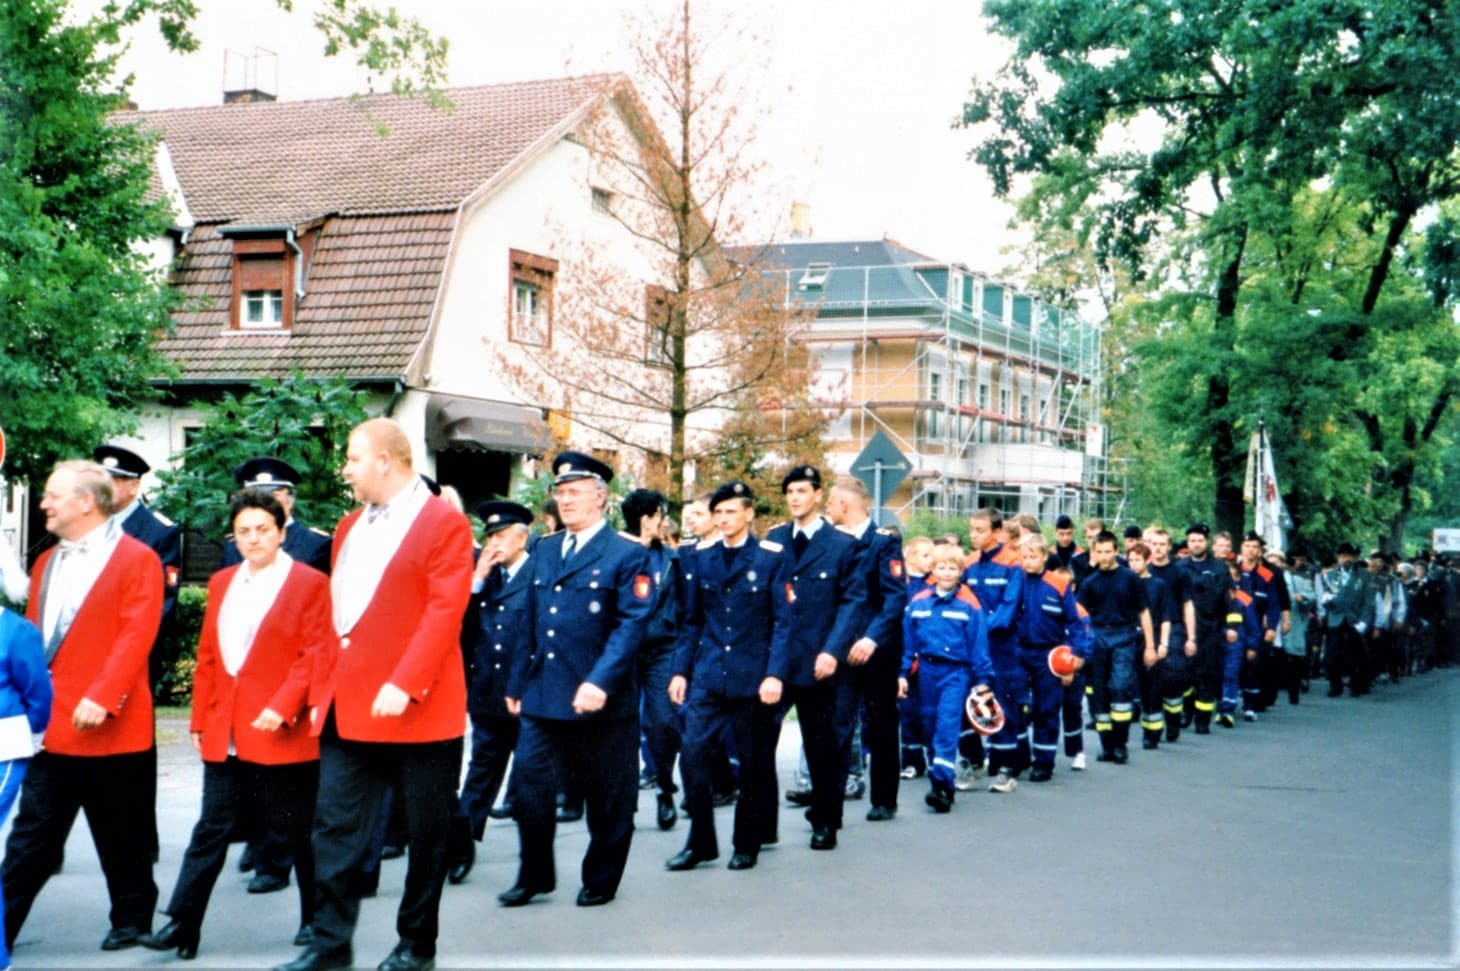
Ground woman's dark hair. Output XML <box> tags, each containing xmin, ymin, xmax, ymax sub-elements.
<box><xmin>230</xmin><ymin>488</ymin><xmax>287</xmax><ymax>530</ymax></box>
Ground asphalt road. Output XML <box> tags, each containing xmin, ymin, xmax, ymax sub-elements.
<box><xmin>9</xmin><ymin>670</ymin><xmax>1457</xmax><ymax>969</ymax></box>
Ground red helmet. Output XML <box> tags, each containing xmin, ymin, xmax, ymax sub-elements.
<box><xmin>1048</xmin><ymin>644</ymin><xmax>1078</xmax><ymax>678</ymax></box>
<box><xmin>964</xmin><ymin>685</ymin><xmax>1005</xmax><ymax>736</ymax></box>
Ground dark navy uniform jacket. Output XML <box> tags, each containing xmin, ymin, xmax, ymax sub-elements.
<box><xmin>119</xmin><ymin>501</ymin><xmax>181</xmax><ymax>621</ymax></box>
<box><xmin>846</xmin><ymin>523</ymin><xmax>907</xmax><ymax>659</ymax></box>
<box><xmin>763</xmin><ymin>518</ymin><xmax>867</xmax><ymax>687</ymax></box>
<box><xmin>671</xmin><ymin>536</ymin><xmax>787</xmax><ymax>700</ymax></box>
<box><xmin>462</xmin><ymin>552</ymin><xmax>532</xmax><ymax>719</ymax></box>
<box><xmin>222</xmin><ymin>519</ymin><xmax>333</xmax><ymax>575</ymax></box>
<box><xmin>507</xmin><ymin>525</ymin><xmax>654</xmax><ymax>721</ymax></box>
<box><xmin>629</xmin><ymin>534</ymin><xmax>683</xmax><ymax>658</ymax></box>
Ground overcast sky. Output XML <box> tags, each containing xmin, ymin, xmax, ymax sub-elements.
<box><xmin>99</xmin><ymin>0</ymin><xmax>1027</xmax><ymax>274</ymax></box>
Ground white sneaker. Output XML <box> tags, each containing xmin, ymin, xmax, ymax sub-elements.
<box><xmin>953</xmin><ymin>757</ymin><xmax>978</xmax><ymax>791</ymax></box>
<box><xmin>988</xmin><ymin>770</ymin><xmax>1018</xmax><ymax>793</ymax></box>
<box><xmin>1243</xmin><ymin>709</ymin><xmax>1258</xmax><ymax>722</ymax></box>
<box><xmin>1071</xmin><ymin>752</ymin><xmax>1087</xmax><ymax>771</ymax></box>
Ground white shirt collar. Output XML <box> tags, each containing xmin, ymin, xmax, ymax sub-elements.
<box><xmin>794</xmin><ymin>516</ymin><xmax>824</xmax><ymax>540</ymax></box>
<box><xmin>565</xmin><ymin>518</ymin><xmax>608</xmax><ymax>549</ymax></box>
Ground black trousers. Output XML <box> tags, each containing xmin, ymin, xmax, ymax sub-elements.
<box><xmin>778</xmin><ymin>679</ymin><xmax>842</xmax><ymax>830</ymax></box>
<box><xmin>834</xmin><ymin>646</ymin><xmax>900</xmax><ymax>810</ymax></box>
<box><xmin>512</xmin><ymin>714</ymin><xmax>638</xmax><ymax>896</ymax></box>
<box><xmin>680</xmin><ymin>692</ymin><xmax>778</xmax><ymax>858</ymax></box>
<box><xmin>310</xmin><ymin>714</ymin><xmax>462</xmax><ymax>958</ymax></box>
<box><xmin>166</xmin><ymin>758</ymin><xmax>317</xmax><ymax>933</ymax></box>
<box><xmin>2</xmin><ymin>748</ymin><xmax>158</xmax><ymax>945</ymax></box>
<box><xmin>638</xmin><ymin>647</ymin><xmax>683</xmax><ymax>796</ymax></box>
<box><xmin>456</xmin><ymin>713</ymin><xmax>520</xmax><ymax>840</ymax></box>
<box><xmin>1325</xmin><ymin>623</ymin><xmax>1370</xmax><ymax>695</ymax></box>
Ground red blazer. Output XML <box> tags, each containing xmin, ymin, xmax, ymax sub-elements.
<box><xmin>190</xmin><ymin>560</ymin><xmax>329</xmax><ymax>765</ymax></box>
<box><xmin>27</xmin><ymin>535</ymin><xmax>162</xmax><ymax>756</ymax></box>
<box><xmin>312</xmin><ymin>495</ymin><xmax>472</xmax><ymax>743</ymax></box>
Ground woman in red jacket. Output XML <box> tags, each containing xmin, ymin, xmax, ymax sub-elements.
<box><xmin>142</xmin><ymin>490</ymin><xmax>331</xmax><ymax>960</ymax></box>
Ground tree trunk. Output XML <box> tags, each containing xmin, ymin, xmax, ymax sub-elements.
<box><xmin>1209</xmin><ymin>225</ymin><xmax>1247</xmax><ymax>536</ymax></box>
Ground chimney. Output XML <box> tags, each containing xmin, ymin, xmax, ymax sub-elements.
<box><xmin>790</xmin><ymin>201</ymin><xmax>812</xmax><ymax>239</ymax></box>
<box><xmin>223</xmin><ymin>48</ymin><xmax>279</xmax><ymax>105</ymax></box>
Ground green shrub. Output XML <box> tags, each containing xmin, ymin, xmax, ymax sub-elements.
<box><xmin>155</xmin><ymin>584</ymin><xmax>207</xmax><ymax>706</ymax></box>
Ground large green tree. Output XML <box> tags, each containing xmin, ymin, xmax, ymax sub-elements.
<box><xmin>963</xmin><ymin>0</ymin><xmax>1460</xmax><ymax>548</ymax></box>
<box><xmin>0</xmin><ymin>0</ymin><xmax>446</xmax><ymax>485</ymax></box>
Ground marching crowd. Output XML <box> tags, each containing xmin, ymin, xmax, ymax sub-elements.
<box><xmin>0</xmin><ymin>417</ymin><xmax>1455</xmax><ymax>971</ymax></box>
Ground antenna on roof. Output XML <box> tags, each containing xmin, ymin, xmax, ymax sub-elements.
<box><xmin>223</xmin><ymin>47</ymin><xmax>279</xmax><ymax>104</ymax></box>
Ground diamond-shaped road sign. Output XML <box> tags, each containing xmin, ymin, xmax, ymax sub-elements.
<box><xmin>849</xmin><ymin>430</ymin><xmax>910</xmax><ymax>526</ymax></box>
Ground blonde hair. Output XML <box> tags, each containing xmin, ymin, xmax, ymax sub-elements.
<box><xmin>904</xmin><ymin>535</ymin><xmax>933</xmax><ymax>554</ymax></box>
<box><xmin>1020</xmin><ymin>532</ymin><xmax>1048</xmax><ymax>555</ymax></box>
<box><xmin>931</xmin><ymin>544</ymin><xmax>965</xmax><ymax>568</ymax></box>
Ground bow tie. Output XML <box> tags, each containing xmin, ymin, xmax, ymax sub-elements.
<box><xmin>366</xmin><ymin>504</ymin><xmax>390</xmax><ymax>524</ymax></box>
<box><xmin>57</xmin><ymin>539</ymin><xmax>88</xmax><ymax>555</ymax></box>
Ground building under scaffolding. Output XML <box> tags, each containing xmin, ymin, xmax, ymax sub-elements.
<box><xmin>758</xmin><ymin>237</ymin><xmax>1124</xmax><ymax>524</ymax></box>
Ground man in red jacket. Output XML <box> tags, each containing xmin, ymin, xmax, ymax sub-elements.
<box><xmin>277</xmin><ymin>419</ymin><xmax>472</xmax><ymax>971</ymax></box>
<box><xmin>3</xmin><ymin>460</ymin><xmax>163</xmax><ymax>952</ymax></box>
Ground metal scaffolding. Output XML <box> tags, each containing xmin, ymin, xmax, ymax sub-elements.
<box><xmin>777</xmin><ymin>257</ymin><xmax>1125</xmax><ymax>523</ymax></box>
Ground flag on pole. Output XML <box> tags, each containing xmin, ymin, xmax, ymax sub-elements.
<box><xmin>1244</xmin><ymin>422</ymin><xmax>1289</xmax><ymax>551</ymax></box>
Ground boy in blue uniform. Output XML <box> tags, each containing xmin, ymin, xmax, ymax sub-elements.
<box><xmin>1015</xmin><ymin>534</ymin><xmax>1091</xmax><ymax>781</ymax></box>
<box><xmin>1222</xmin><ymin>560</ymin><xmax>1261</xmax><ymax>728</ymax></box>
<box><xmin>899</xmin><ymin>545</ymin><xmax>993</xmax><ymax>812</ymax></box>
<box><xmin>961</xmin><ymin>508</ymin><xmax>1025</xmax><ymax>792</ymax></box>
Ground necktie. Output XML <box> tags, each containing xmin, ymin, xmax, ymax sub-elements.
<box><xmin>792</xmin><ymin>530</ymin><xmax>808</xmax><ymax>560</ymax></box>
<box><xmin>563</xmin><ymin>534</ymin><xmax>577</xmax><ymax>563</ymax></box>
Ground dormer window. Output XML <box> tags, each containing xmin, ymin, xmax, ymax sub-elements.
<box><xmin>509</xmin><ymin>249</ymin><xmax>557</xmax><ymax>347</ymax></box>
<box><xmin>798</xmin><ymin>262</ymin><xmax>830</xmax><ymax>290</ymax></box>
<box><xmin>225</xmin><ymin>230</ymin><xmax>298</xmax><ymax>331</ymax></box>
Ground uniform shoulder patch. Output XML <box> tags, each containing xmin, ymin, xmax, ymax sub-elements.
<box><xmin>758</xmin><ymin>539</ymin><xmax>783</xmax><ymax>553</ymax></box>
<box><xmin>956</xmin><ymin>588</ymin><xmax>983</xmax><ymax>610</ymax></box>
<box><xmin>910</xmin><ymin>587</ymin><xmax>936</xmax><ymax>602</ymax></box>
<box><xmin>876</xmin><ymin>527</ymin><xmax>896</xmax><ymax>536</ymax></box>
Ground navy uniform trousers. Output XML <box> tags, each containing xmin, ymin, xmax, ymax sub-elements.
<box><xmin>511</xmin><ymin>713</ymin><xmax>639</xmax><ymax>897</ymax></box>
<box><xmin>680</xmin><ymin>692</ymin><xmax>778</xmax><ymax>858</ymax></box>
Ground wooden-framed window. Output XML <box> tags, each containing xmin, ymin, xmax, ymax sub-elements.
<box><xmin>645</xmin><ymin>284</ymin><xmax>672</xmax><ymax>368</ymax></box>
<box><xmin>230</xmin><ymin>238</ymin><xmax>293</xmax><ymax>330</ymax></box>
<box><xmin>591</xmin><ymin>186</ymin><xmax>614</xmax><ymax>215</ymax></box>
<box><xmin>509</xmin><ymin>249</ymin><xmax>557</xmax><ymax>346</ymax></box>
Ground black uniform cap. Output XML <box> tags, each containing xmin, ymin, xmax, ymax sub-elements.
<box><xmin>780</xmin><ymin>464</ymin><xmax>822</xmax><ymax>493</ymax></box>
<box><xmin>1335</xmin><ymin>541</ymin><xmax>1360</xmax><ymax>556</ymax></box>
<box><xmin>234</xmin><ymin>457</ymin><xmax>302</xmax><ymax>491</ymax></box>
<box><xmin>1054</xmin><ymin>514</ymin><xmax>1074</xmax><ymax>530</ymax></box>
<box><xmin>475</xmin><ymin>500</ymin><xmax>533</xmax><ymax>536</ymax></box>
<box><xmin>1123</xmin><ymin>524</ymin><xmax>1143</xmax><ymax>540</ymax></box>
<box><xmin>93</xmin><ymin>444</ymin><xmax>149</xmax><ymax>478</ymax></box>
<box><xmin>1186</xmin><ymin>522</ymin><xmax>1210</xmax><ymax>537</ymax></box>
<box><xmin>709</xmin><ymin>481</ymin><xmax>753</xmax><ymax>511</ymax></box>
<box><xmin>1242</xmin><ymin>530</ymin><xmax>1266</xmax><ymax>546</ymax></box>
<box><xmin>551</xmin><ymin>451</ymin><xmax>613</xmax><ymax>486</ymax></box>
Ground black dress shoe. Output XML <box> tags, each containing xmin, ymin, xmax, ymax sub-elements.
<box><xmin>665</xmin><ymin>848</ymin><xmax>716</xmax><ymax>871</ymax></box>
<box><xmin>101</xmin><ymin>926</ymin><xmax>146</xmax><ymax>951</ymax></box>
<box><xmin>273</xmin><ymin>947</ymin><xmax>353</xmax><ymax>971</ymax></box>
<box><xmin>656</xmin><ymin>793</ymin><xmax>677</xmax><ymax>831</ymax></box>
<box><xmin>379</xmin><ymin>844</ymin><xmax>405</xmax><ymax>861</ymax></box>
<box><xmin>249</xmin><ymin>872</ymin><xmax>291</xmax><ymax>894</ymax></box>
<box><xmin>865</xmin><ymin>806</ymin><xmax>896</xmax><ymax>821</ymax></box>
<box><xmin>1028</xmin><ymin>766</ymin><xmax>1053</xmax><ymax>782</ymax></box>
<box><xmin>447</xmin><ymin>843</ymin><xmax>475</xmax><ymax>885</ymax></box>
<box><xmin>378</xmin><ymin>941</ymin><xmax>435</xmax><ymax>971</ymax></box>
<box><xmin>784</xmin><ymin>788</ymin><xmax>812</xmax><ymax>807</ymax></box>
<box><xmin>924</xmin><ymin>789</ymin><xmax>953</xmax><ymax>813</ymax></box>
<box><xmin>1095</xmin><ymin>751</ymin><xmax>1116</xmax><ymax>762</ymax></box>
<box><xmin>576</xmin><ymin>887</ymin><xmax>615</xmax><ymax>907</ymax></box>
<box><xmin>556</xmin><ymin>806</ymin><xmax>583</xmax><ymax>823</ymax></box>
<box><xmin>809</xmin><ymin>826</ymin><xmax>836</xmax><ymax>850</ymax></box>
<box><xmin>1112</xmin><ymin>746</ymin><xmax>1129</xmax><ymax>764</ymax></box>
<box><xmin>140</xmin><ymin>920</ymin><xmax>199</xmax><ymax>959</ymax></box>
<box><xmin>1141</xmin><ymin>737</ymin><xmax>1159</xmax><ymax>750</ymax></box>
<box><xmin>727</xmin><ymin>852</ymin><xmax>757</xmax><ymax>870</ymax></box>
<box><xmin>711</xmin><ymin>789</ymin><xmax>738</xmax><ymax>808</ymax></box>
<box><xmin>498</xmin><ymin>884</ymin><xmax>551</xmax><ymax>907</ymax></box>
<box><xmin>294</xmin><ymin>926</ymin><xmax>315</xmax><ymax>947</ymax></box>
<box><xmin>487</xmin><ymin>802</ymin><xmax>513</xmax><ymax>820</ymax></box>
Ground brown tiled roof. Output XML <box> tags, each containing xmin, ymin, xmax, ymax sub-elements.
<box><xmin>121</xmin><ymin>75</ymin><xmax>612</xmax><ymax>226</ymax></box>
<box><xmin>161</xmin><ymin>213</ymin><xmax>455</xmax><ymax>379</ymax></box>
<box><xmin>137</xmin><ymin>76</ymin><xmax>617</xmax><ymax>381</ymax></box>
